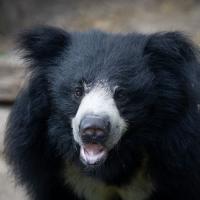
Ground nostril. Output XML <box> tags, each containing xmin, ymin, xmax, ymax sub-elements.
<box><xmin>96</xmin><ymin>129</ymin><xmax>106</xmax><ymax>137</ymax></box>
<box><xmin>82</xmin><ymin>128</ymin><xmax>104</xmax><ymax>137</ymax></box>
<box><xmin>81</xmin><ymin>130</ymin><xmax>107</xmax><ymax>144</ymax></box>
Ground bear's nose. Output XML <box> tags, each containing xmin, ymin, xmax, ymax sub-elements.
<box><xmin>79</xmin><ymin>115</ymin><xmax>110</xmax><ymax>144</ymax></box>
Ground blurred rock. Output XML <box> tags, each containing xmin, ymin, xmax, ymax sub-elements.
<box><xmin>0</xmin><ymin>107</ymin><xmax>27</xmax><ymax>200</ymax></box>
<box><xmin>0</xmin><ymin>54</ymin><xmax>25</xmax><ymax>104</ymax></box>
<box><xmin>0</xmin><ymin>158</ymin><xmax>27</xmax><ymax>200</ymax></box>
<box><xmin>0</xmin><ymin>107</ymin><xmax>9</xmax><ymax>153</ymax></box>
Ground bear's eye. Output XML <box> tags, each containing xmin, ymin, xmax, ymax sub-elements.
<box><xmin>74</xmin><ymin>87</ymin><xmax>84</xmax><ymax>98</ymax></box>
<box><xmin>114</xmin><ymin>87</ymin><xmax>127</xmax><ymax>100</ymax></box>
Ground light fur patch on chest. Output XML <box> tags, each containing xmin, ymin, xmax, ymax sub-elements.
<box><xmin>64</xmin><ymin>164</ymin><xmax>153</xmax><ymax>200</ymax></box>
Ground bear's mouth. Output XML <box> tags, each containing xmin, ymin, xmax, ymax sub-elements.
<box><xmin>80</xmin><ymin>144</ymin><xmax>108</xmax><ymax>165</ymax></box>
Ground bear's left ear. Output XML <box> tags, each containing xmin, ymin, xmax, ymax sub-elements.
<box><xmin>18</xmin><ymin>26</ymin><xmax>71</xmax><ymax>63</ymax></box>
<box><xmin>144</xmin><ymin>32</ymin><xmax>198</xmax><ymax>65</ymax></box>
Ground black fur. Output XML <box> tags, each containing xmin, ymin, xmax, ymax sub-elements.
<box><xmin>4</xmin><ymin>26</ymin><xmax>200</xmax><ymax>200</ymax></box>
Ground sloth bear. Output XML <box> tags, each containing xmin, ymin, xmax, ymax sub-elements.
<box><xmin>4</xmin><ymin>26</ymin><xmax>200</xmax><ymax>200</ymax></box>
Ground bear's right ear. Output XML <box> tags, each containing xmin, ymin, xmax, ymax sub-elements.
<box><xmin>18</xmin><ymin>26</ymin><xmax>71</xmax><ymax>63</ymax></box>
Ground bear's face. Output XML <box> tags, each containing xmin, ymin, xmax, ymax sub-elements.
<box><xmin>47</xmin><ymin>31</ymin><xmax>155</xmax><ymax>167</ymax></box>
<box><xmin>18</xmin><ymin>27</ymin><xmax>194</xmax><ymax>178</ymax></box>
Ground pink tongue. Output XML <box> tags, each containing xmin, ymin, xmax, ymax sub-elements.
<box><xmin>84</xmin><ymin>144</ymin><xmax>104</xmax><ymax>155</ymax></box>
<box><xmin>80</xmin><ymin>144</ymin><xmax>107</xmax><ymax>165</ymax></box>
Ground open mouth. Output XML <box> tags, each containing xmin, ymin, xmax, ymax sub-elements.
<box><xmin>80</xmin><ymin>144</ymin><xmax>108</xmax><ymax>165</ymax></box>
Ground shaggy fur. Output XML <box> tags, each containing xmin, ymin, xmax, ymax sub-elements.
<box><xmin>4</xmin><ymin>26</ymin><xmax>200</xmax><ymax>200</ymax></box>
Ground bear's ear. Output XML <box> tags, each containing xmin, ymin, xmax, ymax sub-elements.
<box><xmin>144</xmin><ymin>32</ymin><xmax>198</xmax><ymax>66</ymax></box>
<box><xmin>143</xmin><ymin>32</ymin><xmax>200</xmax><ymax>121</ymax></box>
<box><xmin>18</xmin><ymin>26</ymin><xmax>70</xmax><ymax>63</ymax></box>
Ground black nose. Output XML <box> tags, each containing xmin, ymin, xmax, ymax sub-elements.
<box><xmin>79</xmin><ymin>115</ymin><xmax>110</xmax><ymax>144</ymax></box>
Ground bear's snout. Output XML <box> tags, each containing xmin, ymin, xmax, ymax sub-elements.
<box><xmin>79</xmin><ymin>114</ymin><xmax>110</xmax><ymax>144</ymax></box>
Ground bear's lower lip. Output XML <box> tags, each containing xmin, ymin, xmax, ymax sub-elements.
<box><xmin>80</xmin><ymin>144</ymin><xmax>108</xmax><ymax>165</ymax></box>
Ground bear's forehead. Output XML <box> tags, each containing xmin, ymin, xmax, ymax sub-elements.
<box><xmin>66</xmin><ymin>31</ymin><xmax>146</xmax><ymax>68</ymax></box>
<box><xmin>53</xmin><ymin>31</ymin><xmax>149</xmax><ymax>88</ymax></box>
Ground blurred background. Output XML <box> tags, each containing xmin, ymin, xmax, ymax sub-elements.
<box><xmin>0</xmin><ymin>0</ymin><xmax>200</xmax><ymax>199</ymax></box>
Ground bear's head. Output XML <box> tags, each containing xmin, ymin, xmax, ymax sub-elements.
<box><xmin>15</xmin><ymin>26</ymin><xmax>199</xmax><ymax>182</ymax></box>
